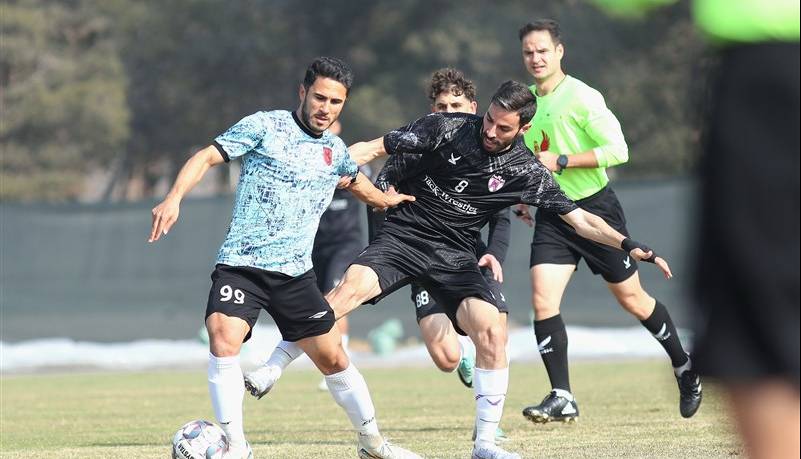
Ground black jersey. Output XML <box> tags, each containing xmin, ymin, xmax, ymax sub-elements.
<box><xmin>315</xmin><ymin>187</ymin><xmax>363</xmax><ymax>246</ymax></box>
<box><xmin>378</xmin><ymin>145</ymin><xmax>512</xmax><ymax>263</ymax></box>
<box><xmin>377</xmin><ymin>112</ymin><xmax>577</xmax><ymax>254</ymax></box>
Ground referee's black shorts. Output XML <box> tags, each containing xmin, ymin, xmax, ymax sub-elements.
<box><xmin>529</xmin><ymin>186</ymin><xmax>636</xmax><ymax>283</ymax></box>
<box><xmin>693</xmin><ymin>42</ymin><xmax>800</xmax><ymax>386</ymax></box>
<box><xmin>353</xmin><ymin>231</ymin><xmax>502</xmax><ymax>335</ymax></box>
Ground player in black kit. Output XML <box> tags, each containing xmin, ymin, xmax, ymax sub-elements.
<box><xmin>254</xmin><ymin>80</ymin><xmax>672</xmax><ymax>459</ymax></box>
<box><xmin>374</xmin><ymin>69</ymin><xmax>511</xmax><ymax>397</ymax></box>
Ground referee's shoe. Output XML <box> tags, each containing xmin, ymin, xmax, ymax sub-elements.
<box><xmin>677</xmin><ymin>369</ymin><xmax>703</xmax><ymax>418</ymax></box>
<box><xmin>521</xmin><ymin>389</ymin><xmax>579</xmax><ymax>424</ymax></box>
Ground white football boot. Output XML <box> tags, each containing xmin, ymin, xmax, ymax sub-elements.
<box><xmin>471</xmin><ymin>443</ymin><xmax>521</xmax><ymax>459</ymax></box>
<box><xmin>243</xmin><ymin>366</ymin><xmax>281</xmax><ymax>400</ymax></box>
<box><xmin>222</xmin><ymin>441</ymin><xmax>253</xmax><ymax>459</ymax></box>
<box><xmin>357</xmin><ymin>432</ymin><xmax>422</xmax><ymax>459</ymax></box>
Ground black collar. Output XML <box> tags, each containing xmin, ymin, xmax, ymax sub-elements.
<box><xmin>292</xmin><ymin>110</ymin><xmax>323</xmax><ymax>139</ymax></box>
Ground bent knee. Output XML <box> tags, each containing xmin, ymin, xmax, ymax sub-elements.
<box><xmin>314</xmin><ymin>350</ymin><xmax>349</xmax><ymax>374</ymax></box>
<box><xmin>206</xmin><ymin>314</ymin><xmax>247</xmax><ymax>356</ymax></box>
<box><xmin>615</xmin><ymin>291</ymin><xmax>654</xmax><ymax>319</ymax></box>
<box><xmin>474</xmin><ymin>324</ymin><xmax>507</xmax><ymax>352</ymax></box>
<box><xmin>429</xmin><ymin>348</ymin><xmax>461</xmax><ymax>373</ymax></box>
<box><xmin>532</xmin><ymin>294</ymin><xmax>560</xmax><ymax>318</ymax></box>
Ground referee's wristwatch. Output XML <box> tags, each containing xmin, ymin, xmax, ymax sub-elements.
<box><xmin>556</xmin><ymin>154</ymin><xmax>569</xmax><ymax>174</ymax></box>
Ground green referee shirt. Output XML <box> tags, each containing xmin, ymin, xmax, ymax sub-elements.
<box><xmin>693</xmin><ymin>0</ymin><xmax>799</xmax><ymax>44</ymax></box>
<box><xmin>523</xmin><ymin>75</ymin><xmax>629</xmax><ymax>201</ymax></box>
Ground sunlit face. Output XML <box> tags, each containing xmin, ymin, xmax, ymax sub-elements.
<box><xmin>298</xmin><ymin>77</ymin><xmax>348</xmax><ymax>134</ymax></box>
<box><xmin>521</xmin><ymin>30</ymin><xmax>564</xmax><ymax>82</ymax></box>
<box><xmin>481</xmin><ymin>102</ymin><xmax>530</xmax><ymax>153</ymax></box>
<box><xmin>432</xmin><ymin>89</ymin><xmax>477</xmax><ymax>114</ymax></box>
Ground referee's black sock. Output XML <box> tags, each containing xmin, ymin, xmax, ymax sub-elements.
<box><xmin>640</xmin><ymin>301</ymin><xmax>689</xmax><ymax>368</ymax></box>
<box><xmin>533</xmin><ymin>314</ymin><xmax>571</xmax><ymax>393</ymax></box>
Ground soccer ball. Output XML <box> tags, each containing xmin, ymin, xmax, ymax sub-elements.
<box><xmin>172</xmin><ymin>419</ymin><xmax>227</xmax><ymax>459</ymax></box>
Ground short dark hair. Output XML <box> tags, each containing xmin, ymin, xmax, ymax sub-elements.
<box><xmin>428</xmin><ymin>68</ymin><xmax>477</xmax><ymax>103</ymax></box>
<box><xmin>489</xmin><ymin>80</ymin><xmax>537</xmax><ymax>125</ymax></box>
<box><xmin>303</xmin><ymin>57</ymin><xmax>354</xmax><ymax>94</ymax></box>
<box><xmin>518</xmin><ymin>19</ymin><xmax>562</xmax><ymax>45</ymax></box>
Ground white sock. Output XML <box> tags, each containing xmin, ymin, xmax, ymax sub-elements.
<box><xmin>208</xmin><ymin>353</ymin><xmax>246</xmax><ymax>449</ymax></box>
<box><xmin>473</xmin><ymin>367</ymin><xmax>509</xmax><ymax>447</ymax></box>
<box><xmin>264</xmin><ymin>340</ymin><xmax>304</xmax><ymax>373</ymax></box>
<box><xmin>325</xmin><ymin>363</ymin><xmax>380</xmax><ymax>436</ymax></box>
<box><xmin>674</xmin><ymin>354</ymin><xmax>692</xmax><ymax>377</ymax></box>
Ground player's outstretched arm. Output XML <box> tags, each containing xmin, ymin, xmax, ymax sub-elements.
<box><xmin>560</xmin><ymin>208</ymin><xmax>672</xmax><ymax>279</ymax></box>
<box><xmin>149</xmin><ymin>145</ymin><xmax>226</xmax><ymax>242</ymax></box>
<box><xmin>345</xmin><ymin>171</ymin><xmax>415</xmax><ymax>210</ymax></box>
<box><xmin>348</xmin><ymin>137</ymin><xmax>387</xmax><ymax>165</ymax></box>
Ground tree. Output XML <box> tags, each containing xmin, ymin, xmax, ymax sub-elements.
<box><xmin>1</xmin><ymin>0</ymin><xmax>129</xmax><ymax>201</ymax></box>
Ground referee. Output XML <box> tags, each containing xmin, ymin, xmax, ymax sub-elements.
<box><xmin>514</xmin><ymin>19</ymin><xmax>701</xmax><ymax>423</ymax></box>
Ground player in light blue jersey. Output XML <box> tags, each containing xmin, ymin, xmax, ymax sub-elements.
<box><xmin>149</xmin><ymin>57</ymin><xmax>420</xmax><ymax>459</ymax></box>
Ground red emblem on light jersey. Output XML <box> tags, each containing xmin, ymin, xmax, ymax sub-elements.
<box><xmin>322</xmin><ymin>147</ymin><xmax>333</xmax><ymax>165</ymax></box>
<box><xmin>488</xmin><ymin>174</ymin><xmax>505</xmax><ymax>192</ymax></box>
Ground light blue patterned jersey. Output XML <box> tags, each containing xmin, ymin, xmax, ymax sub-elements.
<box><xmin>213</xmin><ymin>110</ymin><xmax>358</xmax><ymax>276</ymax></box>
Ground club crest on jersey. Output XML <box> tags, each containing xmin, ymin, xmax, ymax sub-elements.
<box><xmin>322</xmin><ymin>146</ymin><xmax>333</xmax><ymax>166</ymax></box>
<box><xmin>531</xmin><ymin>130</ymin><xmax>550</xmax><ymax>153</ymax></box>
<box><xmin>488</xmin><ymin>174</ymin><xmax>505</xmax><ymax>192</ymax></box>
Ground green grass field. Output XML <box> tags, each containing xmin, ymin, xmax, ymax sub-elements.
<box><xmin>1</xmin><ymin>360</ymin><xmax>741</xmax><ymax>458</ymax></box>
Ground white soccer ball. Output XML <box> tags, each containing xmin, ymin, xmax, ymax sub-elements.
<box><xmin>172</xmin><ymin>419</ymin><xmax>227</xmax><ymax>459</ymax></box>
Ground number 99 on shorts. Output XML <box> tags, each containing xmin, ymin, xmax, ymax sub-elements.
<box><xmin>219</xmin><ymin>284</ymin><xmax>245</xmax><ymax>304</ymax></box>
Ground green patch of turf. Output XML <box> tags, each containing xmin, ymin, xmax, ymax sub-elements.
<box><xmin>0</xmin><ymin>360</ymin><xmax>741</xmax><ymax>458</ymax></box>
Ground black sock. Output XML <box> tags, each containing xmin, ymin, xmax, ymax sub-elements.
<box><xmin>640</xmin><ymin>301</ymin><xmax>689</xmax><ymax>368</ymax></box>
<box><xmin>534</xmin><ymin>314</ymin><xmax>571</xmax><ymax>392</ymax></box>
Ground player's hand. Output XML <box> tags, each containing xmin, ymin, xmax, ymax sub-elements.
<box><xmin>623</xmin><ymin>237</ymin><xmax>674</xmax><ymax>279</ymax></box>
<box><xmin>372</xmin><ymin>186</ymin><xmax>396</xmax><ymax>212</ymax></box>
<box><xmin>149</xmin><ymin>195</ymin><xmax>180</xmax><ymax>242</ymax></box>
<box><xmin>374</xmin><ymin>186</ymin><xmax>403</xmax><ymax>211</ymax></box>
<box><xmin>513</xmin><ymin>204</ymin><xmax>534</xmax><ymax>227</ymax></box>
<box><xmin>536</xmin><ymin>150</ymin><xmax>559</xmax><ymax>172</ymax></box>
<box><xmin>629</xmin><ymin>248</ymin><xmax>673</xmax><ymax>279</ymax></box>
<box><xmin>478</xmin><ymin>253</ymin><xmax>503</xmax><ymax>283</ymax></box>
<box><xmin>653</xmin><ymin>256</ymin><xmax>672</xmax><ymax>279</ymax></box>
<box><xmin>381</xmin><ymin>188</ymin><xmax>415</xmax><ymax>209</ymax></box>
<box><xmin>336</xmin><ymin>176</ymin><xmax>353</xmax><ymax>189</ymax></box>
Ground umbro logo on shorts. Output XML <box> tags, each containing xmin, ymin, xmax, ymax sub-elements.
<box><xmin>623</xmin><ymin>256</ymin><xmax>631</xmax><ymax>269</ymax></box>
<box><xmin>308</xmin><ymin>311</ymin><xmax>329</xmax><ymax>319</ymax></box>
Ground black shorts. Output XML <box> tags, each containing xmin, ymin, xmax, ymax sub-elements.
<box><xmin>693</xmin><ymin>43</ymin><xmax>800</xmax><ymax>385</ymax></box>
<box><xmin>205</xmin><ymin>264</ymin><xmax>335</xmax><ymax>342</ymax></box>
<box><xmin>312</xmin><ymin>240</ymin><xmax>364</xmax><ymax>293</ymax></box>
<box><xmin>353</xmin><ymin>232</ymin><xmax>501</xmax><ymax>335</ymax></box>
<box><xmin>411</xmin><ymin>268</ymin><xmax>508</xmax><ymax>323</ymax></box>
<box><xmin>530</xmin><ymin>186</ymin><xmax>635</xmax><ymax>283</ymax></box>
